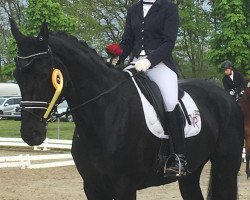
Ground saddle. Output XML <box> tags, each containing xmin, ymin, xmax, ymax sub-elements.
<box><xmin>127</xmin><ymin>69</ymin><xmax>189</xmax><ymax>130</ymax></box>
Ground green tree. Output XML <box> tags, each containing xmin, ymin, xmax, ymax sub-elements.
<box><xmin>209</xmin><ymin>0</ymin><xmax>250</xmax><ymax>74</ymax></box>
<box><xmin>0</xmin><ymin>0</ymin><xmax>26</xmax><ymax>81</ymax></box>
<box><xmin>55</xmin><ymin>0</ymin><xmax>137</xmax><ymax>51</ymax></box>
<box><xmin>1</xmin><ymin>0</ymin><xmax>78</xmax><ymax>81</ymax></box>
<box><xmin>25</xmin><ymin>0</ymin><xmax>77</xmax><ymax>35</ymax></box>
<box><xmin>174</xmin><ymin>0</ymin><xmax>212</xmax><ymax>78</ymax></box>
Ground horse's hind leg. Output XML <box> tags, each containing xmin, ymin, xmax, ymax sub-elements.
<box><xmin>178</xmin><ymin>164</ymin><xmax>205</xmax><ymax>200</ymax></box>
<box><xmin>207</xmin><ymin>152</ymin><xmax>241</xmax><ymax>200</ymax></box>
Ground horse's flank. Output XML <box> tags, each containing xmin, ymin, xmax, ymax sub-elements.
<box><xmin>239</xmin><ymin>87</ymin><xmax>250</xmax><ymax>178</ymax></box>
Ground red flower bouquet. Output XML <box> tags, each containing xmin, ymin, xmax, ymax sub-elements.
<box><xmin>106</xmin><ymin>43</ymin><xmax>123</xmax><ymax>56</ymax></box>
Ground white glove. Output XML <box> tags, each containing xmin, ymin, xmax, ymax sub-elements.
<box><xmin>134</xmin><ymin>59</ymin><xmax>151</xmax><ymax>71</ymax></box>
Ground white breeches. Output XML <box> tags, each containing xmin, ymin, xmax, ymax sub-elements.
<box><xmin>146</xmin><ymin>62</ymin><xmax>178</xmax><ymax>112</ymax></box>
<box><xmin>127</xmin><ymin>57</ymin><xmax>178</xmax><ymax>112</ymax></box>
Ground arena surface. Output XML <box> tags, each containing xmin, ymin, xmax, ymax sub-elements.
<box><xmin>0</xmin><ymin>148</ymin><xmax>249</xmax><ymax>200</ymax></box>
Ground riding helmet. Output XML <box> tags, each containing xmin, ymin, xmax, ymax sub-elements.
<box><xmin>221</xmin><ymin>60</ymin><xmax>233</xmax><ymax>69</ymax></box>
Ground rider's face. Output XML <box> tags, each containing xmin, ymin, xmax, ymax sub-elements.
<box><xmin>224</xmin><ymin>68</ymin><xmax>232</xmax><ymax>76</ymax></box>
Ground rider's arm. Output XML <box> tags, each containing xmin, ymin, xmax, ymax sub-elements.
<box><xmin>222</xmin><ymin>76</ymin><xmax>231</xmax><ymax>92</ymax></box>
<box><xmin>147</xmin><ymin>3</ymin><xmax>179</xmax><ymax>67</ymax></box>
<box><xmin>238</xmin><ymin>71</ymin><xmax>247</xmax><ymax>89</ymax></box>
<box><xmin>119</xmin><ymin>7</ymin><xmax>134</xmax><ymax>64</ymax></box>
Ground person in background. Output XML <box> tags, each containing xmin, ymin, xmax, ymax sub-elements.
<box><xmin>222</xmin><ymin>60</ymin><xmax>246</xmax><ymax>100</ymax></box>
<box><xmin>115</xmin><ymin>0</ymin><xmax>188</xmax><ymax>177</ymax></box>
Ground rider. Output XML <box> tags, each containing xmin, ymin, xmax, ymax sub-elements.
<box><xmin>221</xmin><ymin>60</ymin><xmax>246</xmax><ymax>100</ymax></box>
<box><xmin>117</xmin><ymin>0</ymin><xmax>187</xmax><ymax>177</ymax></box>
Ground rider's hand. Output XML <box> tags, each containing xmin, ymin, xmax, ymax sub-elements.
<box><xmin>134</xmin><ymin>59</ymin><xmax>151</xmax><ymax>71</ymax></box>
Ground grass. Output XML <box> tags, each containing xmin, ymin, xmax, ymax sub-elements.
<box><xmin>0</xmin><ymin>119</ymin><xmax>75</xmax><ymax>140</ymax></box>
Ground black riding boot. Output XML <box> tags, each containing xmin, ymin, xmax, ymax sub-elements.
<box><xmin>164</xmin><ymin>104</ymin><xmax>188</xmax><ymax>177</ymax></box>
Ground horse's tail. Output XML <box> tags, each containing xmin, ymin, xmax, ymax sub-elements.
<box><xmin>207</xmin><ymin>163</ymin><xmax>239</xmax><ymax>200</ymax></box>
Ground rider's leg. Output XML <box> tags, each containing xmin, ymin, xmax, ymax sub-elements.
<box><xmin>146</xmin><ymin>62</ymin><xmax>188</xmax><ymax>176</ymax></box>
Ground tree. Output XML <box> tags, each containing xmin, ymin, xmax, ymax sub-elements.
<box><xmin>0</xmin><ymin>0</ymin><xmax>27</xmax><ymax>81</ymax></box>
<box><xmin>55</xmin><ymin>0</ymin><xmax>137</xmax><ymax>51</ymax></box>
<box><xmin>209</xmin><ymin>0</ymin><xmax>250</xmax><ymax>74</ymax></box>
<box><xmin>1</xmin><ymin>0</ymin><xmax>77</xmax><ymax>81</ymax></box>
<box><xmin>174</xmin><ymin>0</ymin><xmax>212</xmax><ymax>78</ymax></box>
<box><xmin>25</xmin><ymin>0</ymin><xmax>77</xmax><ymax>35</ymax></box>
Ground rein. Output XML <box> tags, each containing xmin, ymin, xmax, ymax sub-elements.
<box><xmin>57</xmin><ymin>71</ymin><xmax>138</xmax><ymax>118</ymax></box>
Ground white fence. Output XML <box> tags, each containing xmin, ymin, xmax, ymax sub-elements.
<box><xmin>0</xmin><ymin>137</ymin><xmax>74</xmax><ymax>169</ymax></box>
<box><xmin>0</xmin><ymin>153</ymin><xmax>74</xmax><ymax>169</ymax></box>
<box><xmin>0</xmin><ymin>137</ymin><xmax>247</xmax><ymax>169</ymax></box>
<box><xmin>0</xmin><ymin>137</ymin><xmax>72</xmax><ymax>150</ymax></box>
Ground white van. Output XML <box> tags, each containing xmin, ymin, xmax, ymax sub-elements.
<box><xmin>0</xmin><ymin>83</ymin><xmax>21</xmax><ymax>97</ymax></box>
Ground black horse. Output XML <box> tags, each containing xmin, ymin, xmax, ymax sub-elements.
<box><xmin>11</xmin><ymin>20</ymin><xmax>244</xmax><ymax>200</ymax></box>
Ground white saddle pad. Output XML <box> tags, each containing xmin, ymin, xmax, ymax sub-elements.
<box><xmin>125</xmin><ymin>70</ymin><xmax>201</xmax><ymax>139</ymax></box>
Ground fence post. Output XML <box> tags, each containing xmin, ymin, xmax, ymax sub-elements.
<box><xmin>20</xmin><ymin>154</ymin><xmax>26</xmax><ymax>169</ymax></box>
<box><xmin>43</xmin><ymin>138</ymin><xmax>48</xmax><ymax>151</ymax></box>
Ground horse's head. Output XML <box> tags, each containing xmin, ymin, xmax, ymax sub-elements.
<box><xmin>10</xmin><ymin>19</ymin><xmax>64</xmax><ymax>146</ymax></box>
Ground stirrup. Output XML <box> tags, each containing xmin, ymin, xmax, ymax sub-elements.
<box><xmin>164</xmin><ymin>153</ymin><xmax>186</xmax><ymax>177</ymax></box>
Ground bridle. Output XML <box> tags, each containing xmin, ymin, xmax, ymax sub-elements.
<box><xmin>16</xmin><ymin>47</ymin><xmax>64</xmax><ymax>124</ymax></box>
<box><xmin>16</xmin><ymin>47</ymin><xmax>140</xmax><ymax>124</ymax></box>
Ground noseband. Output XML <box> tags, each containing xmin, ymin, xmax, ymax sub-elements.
<box><xmin>16</xmin><ymin>47</ymin><xmax>64</xmax><ymax>123</ymax></box>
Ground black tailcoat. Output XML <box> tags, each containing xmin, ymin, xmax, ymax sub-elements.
<box><xmin>222</xmin><ymin>70</ymin><xmax>246</xmax><ymax>93</ymax></box>
<box><xmin>119</xmin><ymin>0</ymin><xmax>179</xmax><ymax>73</ymax></box>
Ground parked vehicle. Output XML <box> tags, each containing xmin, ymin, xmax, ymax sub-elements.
<box><xmin>52</xmin><ymin>100</ymin><xmax>73</xmax><ymax>122</ymax></box>
<box><xmin>0</xmin><ymin>96</ymin><xmax>21</xmax><ymax>118</ymax></box>
<box><xmin>11</xmin><ymin>106</ymin><xmax>22</xmax><ymax>120</ymax></box>
<box><xmin>0</xmin><ymin>83</ymin><xmax>21</xmax><ymax>97</ymax></box>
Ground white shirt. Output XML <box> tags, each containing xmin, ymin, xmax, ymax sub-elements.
<box><xmin>143</xmin><ymin>0</ymin><xmax>156</xmax><ymax>17</ymax></box>
<box><xmin>230</xmin><ymin>70</ymin><xmax>234</xmax><ymax>81</ymax></box>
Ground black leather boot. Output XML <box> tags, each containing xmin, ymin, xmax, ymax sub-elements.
<box><xmin>164</xmin><ymin>104</ymin><xmax>188</xmax><ymax>177</ymax></box>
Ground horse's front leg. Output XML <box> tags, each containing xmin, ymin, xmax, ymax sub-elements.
<box><xmin>84</xmin><ymin>181</ymin><xmax>113</xmax><ymax>200</ymax></box>
<box><xmin>114</xmin><ymin>177</ymin><xmax>136</xmax><ymax>200</ymax></box>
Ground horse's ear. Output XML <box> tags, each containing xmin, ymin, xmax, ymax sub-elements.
<box><xmin>37</xmin><ymin>21</ymin><xmax>49</xmax><ymax>42</ymax></box>
<box><xmin>9</xmin><ymin>17</ymin><xmax>25</xmax><ymax>43</ymax></box>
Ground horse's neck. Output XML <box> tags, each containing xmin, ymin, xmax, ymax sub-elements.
<box><xmin>53</xmin><ymin>44</ymin><xmax>122</xmax><ymax>101</ymax></box>
<box><xmin>51</xmin><ymin>39</ymin><xmax>139</xmax><ymax>142</ymax></box>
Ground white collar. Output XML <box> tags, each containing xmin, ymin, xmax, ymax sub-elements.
<box><xmin>143</xmin><ymin>0</ymin><xmax>156</xmax><ymax>3</ymax></box>
<box><xmin>229</xmin><ymin>70</ymin><xmax>234</xmax><ymax>80</ymax></box>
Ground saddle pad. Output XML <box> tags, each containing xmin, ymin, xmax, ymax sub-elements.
<box><xmin>125</xmin><ymin>70</ymin><xmax>201</xmax><ymax>139</ymax></box>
